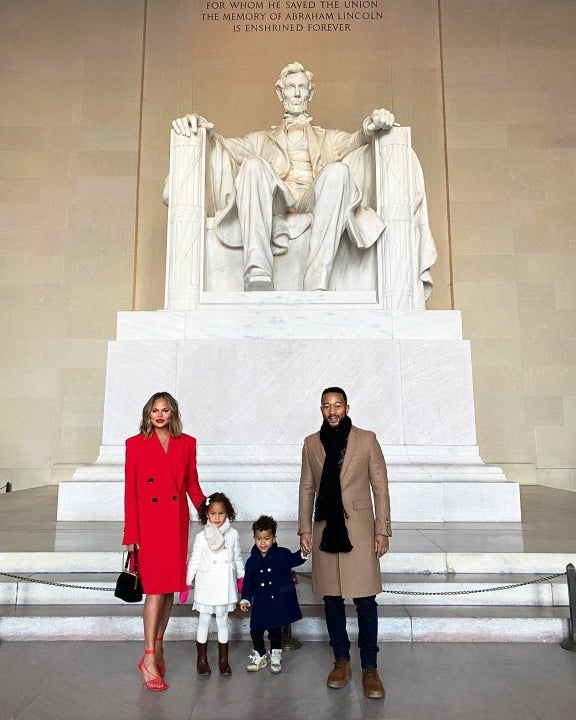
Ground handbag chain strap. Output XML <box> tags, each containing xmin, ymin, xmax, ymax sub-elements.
<box><xmin>123</xmin><ymin>547</ymin><xmax>139</xmax><ymax>574</ymax></box>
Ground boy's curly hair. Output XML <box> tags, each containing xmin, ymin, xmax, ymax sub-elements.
<box><xmin>252</xmin><ymin>514</ymin><xmax>277</xmax><ymax>536</ymax></box>
<box><xmin>198</xmin><ymin>492</ymin><xmax>237</xmax><ymax>525</ymax></box>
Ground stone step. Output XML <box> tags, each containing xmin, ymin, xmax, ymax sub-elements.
<box><xmin>1</xmin><ymin>549</ymin><xmax>572</xmax><ymax>574</ymax></box>
<box><xmin>58</xmin><ymin>439</ymin><xmax>522</xmax><ymax>523</ymax></box>
<box><xmin>0</xmin><ymin>572</ymin><xmax>568</xmax><ymax>607</ymax></box>
<box><xmin>1</xmin><ymin>487</ymin><xmax>573</xmax><ymax>644</ymax></box>
<box><xmin>0</xmin><ymin>603</ymin><xmax>568</xmax><ymax>643</ymax></box>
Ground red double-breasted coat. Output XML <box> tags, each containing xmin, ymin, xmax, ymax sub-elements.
<box><xmin>122</xmin><ymin>432</ymin><xmax>205</xmax><ymax>594</ymax></box>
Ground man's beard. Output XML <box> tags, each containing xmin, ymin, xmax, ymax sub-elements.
<box><xmin>283</xmin><ymin>98</ymin><xmax>309</xmax><ymax>115</ymax></box>
<box><xmin>324</xmin><ymin>412</ymin><xmax>347</xmax><ymax>427</ymax></box>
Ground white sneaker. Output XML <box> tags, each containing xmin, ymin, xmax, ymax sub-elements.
<box><xmin>246</xmin><ymin>650</ymin><xmax>268</xmax><ymax>672</ymax></box>
<box><xmin>270</xmin><ymin>649</ymin><xmax>282</xmax><ymax>674</ymax></box>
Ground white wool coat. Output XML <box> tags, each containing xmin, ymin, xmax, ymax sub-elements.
<box><xmin>186</xmin><ymin>525</ymin><xmax>244</xmax><ymax>607</ymax></box>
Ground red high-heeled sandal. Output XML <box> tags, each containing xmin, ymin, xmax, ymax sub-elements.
<box><xmin>138</xmin><ymin>649</ymin><xmax>168</xmax><ymax>691</ymax></box>
<box><xmin>155</xmin><ymin>636</ymin><xmax>165</xmax><ymax>677</ymax></box>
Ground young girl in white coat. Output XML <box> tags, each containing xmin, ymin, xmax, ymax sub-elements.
<box><xmin>183</xmin><ymin>492</ymin><xmax>244</xmax><ymax>676</ymax></box>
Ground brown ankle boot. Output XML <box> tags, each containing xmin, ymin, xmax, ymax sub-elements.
<box><xmin>218</xmin><ymin>642</ymin><xmax>232</xmax><ymax>675</ymax></box>
<box><xmin>327</xmin><ymin>659</ymin><xmax>351</xmax><ymax>688</ymax></box>
<box><xmin>196</xmin><ymin>642</ymin><xmax>211</xmax><ymax>676</ymax></box>
<box><xmin>362</xmin><ymin>668</ymin><xmax>385</xmax><ymax>699</ymax></box>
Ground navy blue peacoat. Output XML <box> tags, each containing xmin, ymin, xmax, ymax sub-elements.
<box><xmin>241</xmin><ymin>542</ymin><xmax>306</xmax><ymax>631</ymax></box>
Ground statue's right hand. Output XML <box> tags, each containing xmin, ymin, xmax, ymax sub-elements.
<box><xmin>171</xmin><ymin>113</ymin><xmax>215</xmax><ymax>137</ymax></box>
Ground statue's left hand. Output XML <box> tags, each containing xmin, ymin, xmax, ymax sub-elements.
<box><xmin>364</xmin><ymin>108</ymin><xmax>396</xmax><ymax>134</ymax></box>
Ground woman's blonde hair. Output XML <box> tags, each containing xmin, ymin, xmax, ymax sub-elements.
<box><xmin>139</xmin><ymin>392</ymin><xmax>183</xmax><ymax>438</ymax></box>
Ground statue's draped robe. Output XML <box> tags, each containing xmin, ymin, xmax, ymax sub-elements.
<box><xmin>207</xmin><ymin>122</ymin><xmax>437</xmax><ymax>300</ymax></box>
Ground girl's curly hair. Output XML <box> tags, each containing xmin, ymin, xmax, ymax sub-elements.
<box><xmin>198</xmin><ymin>492</ymin><xmax>237</xmax><ymax>525</ymax></box>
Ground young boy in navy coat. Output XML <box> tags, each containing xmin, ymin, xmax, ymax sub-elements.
<box><xmin>240</xmin><ymin>515</ymin><xmax>308</xmax><ymax>673</ymax></box>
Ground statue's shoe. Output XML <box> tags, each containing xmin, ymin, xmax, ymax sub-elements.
<box><xmin>245</xmin><ymin>275</ymin><xmax>274</xmax><ymax>291</ymax></box>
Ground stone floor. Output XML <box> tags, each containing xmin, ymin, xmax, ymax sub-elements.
<box><xmin>2</xmin><ymin>483</ymin><xmax>576</xmax><ymax>557</ymax></box>
<box><xmin>0</xmin><ymin>639</ymin><xmax>575</xmax><ymax>720</ymax></box>
<box><xmin>1</xmin><ymin>484</ymin><xmax>576</xmax><ymax>718</ymax></box>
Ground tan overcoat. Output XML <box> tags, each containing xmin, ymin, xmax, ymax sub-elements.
<box><xmin>298</xmin><ymin>425</ymin><xmax>391</xmax><ymax>599</ymax></box>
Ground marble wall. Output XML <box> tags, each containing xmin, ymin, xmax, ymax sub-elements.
<box><xmin>0</xmin><ymin>0</ymin><xmax>574</xmax><ymax>493</ymax></box>
<box><xmin>442</xmin><ymin>0</ymin><xmax>576</xmax><ymax>490</ymax></box>
<box><xmin>0</xmin><ymin>1</ymin><xmax>144</xmax><ymax>489</ymax></box>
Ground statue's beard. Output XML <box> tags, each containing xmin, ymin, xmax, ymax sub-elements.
<box><xmin>282</xmin><ymin>98</ymin><xmax>309</xmax><ymax>116</ymax></box>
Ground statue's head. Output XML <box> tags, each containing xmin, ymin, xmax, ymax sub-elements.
<box><xmin>275</xmin><ymin>61</ymin><xmax>315</xmax><ymax>116</ymax></box>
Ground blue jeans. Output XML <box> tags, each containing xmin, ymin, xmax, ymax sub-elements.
<box><xmin>323</xmin><ymin>594</ymin><xmax>379</xmax><ymax>668</ymax></box>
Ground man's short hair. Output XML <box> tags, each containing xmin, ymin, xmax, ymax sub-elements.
<box><xmin>321</xmin><ymin>386</ymin><xmax>348</xmax><ymax>404</ymax></box>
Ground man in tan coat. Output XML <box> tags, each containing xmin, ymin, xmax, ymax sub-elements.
<box><xmin>298</xmin><ymin>387</ymin><xmax>391</xmax><ymax>699</ymax></box>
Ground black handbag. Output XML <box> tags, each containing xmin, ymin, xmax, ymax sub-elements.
<box><xmin>114</xmin><ymin>549</ymin><xmax>143</xmax><ymax>603</ymax></box>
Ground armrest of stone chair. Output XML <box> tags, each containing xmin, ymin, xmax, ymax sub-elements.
<box><xmin>373</xmin><ymin>126</ymin><xmax>435</xmax><ymax>309</ymax></box>
<box><xmin>164</xmin><ymin>128</ymin><xmax>207</xmax><ymax>310</ymax></box>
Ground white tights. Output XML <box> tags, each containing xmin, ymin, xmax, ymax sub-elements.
<box><xmin>196</xmin><ymin>612</ymin><xmax>229</xmax><ymax>644</ymax></box>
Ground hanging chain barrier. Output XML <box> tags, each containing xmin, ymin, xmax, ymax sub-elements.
<box><xmin>0</xmin><ymin>569</ymin><xmax>567</xmax><ymax>597</ymax></box>
<box><xmin>0</xmin><ymin>572</ymin><xmax>115</xmax><ymax>592</ymax></box>
<box><xmin>294</xmin><ymin>570</ymin><xmax>567</xmax><ymax>597</ymax></box>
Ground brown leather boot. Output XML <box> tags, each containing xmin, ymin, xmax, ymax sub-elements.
<box><xmin>326</xmin><ymin>659</ymin><xmax>351</xmax><ymax>688</ymax></box>
<box><xmin>218</xmin><ymin>642</ymin><xmax>232</xmax><ymax>675</ymax></box>
<box><xmin>196</xmin><ymin>642</ymin><xmax>211</xmax><ymax>676</ymax></box>
<box><xmin>362</xmin><ymin>668</ymin><xmax>385</xmax><ymax>699</ymax></box>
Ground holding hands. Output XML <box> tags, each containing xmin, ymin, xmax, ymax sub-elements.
<box><xmin>179</xmin><ymin>585</ymin><xmax>191</xmax><ymax>604</ymax></box>
<box><xmin>299</xmin><ymin>532</ymin><xmax>312</xmax><ymax>555</ymax></box>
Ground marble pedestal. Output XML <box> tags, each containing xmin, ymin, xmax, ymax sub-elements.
<box><xmin>57</xmin><ymin>301</ymin><xmax>521</xmax><ymax>522</ymax></box>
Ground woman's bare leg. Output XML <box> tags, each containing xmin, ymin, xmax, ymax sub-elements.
<box><xmin>155</xmin><ymin>594</ymin><xmax>174</xmax><ymax>668</ymax></box>
<box><xmin>142</xmin><ymin>594</ymin><xmax>164</xmax><ymax>679</ymax></box>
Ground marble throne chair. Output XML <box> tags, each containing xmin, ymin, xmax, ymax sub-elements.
<box><xmin>163</xmin><ymin>126</ymin><xmax>435</xmax><ymax>311</ymax></box>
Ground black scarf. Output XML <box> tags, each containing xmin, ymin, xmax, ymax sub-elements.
<box><xmin>314</xmin><ymin>415</ymin><xmax>353</xmax><ymax>554</ymax></box>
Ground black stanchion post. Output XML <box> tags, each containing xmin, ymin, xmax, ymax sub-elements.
<box><xmin>6</xmin><ymin>482</ymin><xmax>11</xmax><ymax>492</ymax></box>
<box><xmin>281</xmin><ymin>624</ymin><xmax>302</xmax><ymax>650</ymax></box>
<box><xmin>560</xmin><ymin>563</ymin><xmax>576</xmax><ymax>652</ymax></box>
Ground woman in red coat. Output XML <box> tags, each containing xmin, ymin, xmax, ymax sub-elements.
<box><xmin>123</xmin><ymin>391</ymin><xmax>205</xmax><ymax>691</ymax></box>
